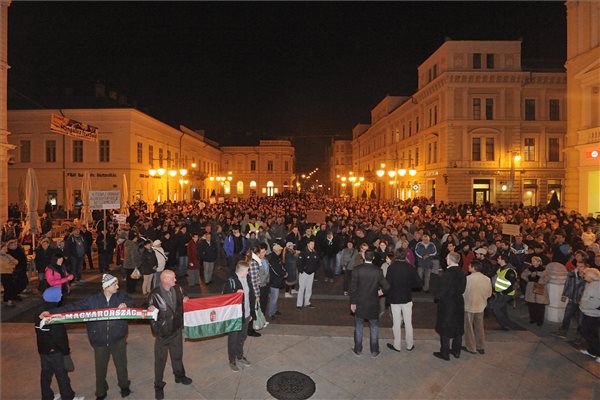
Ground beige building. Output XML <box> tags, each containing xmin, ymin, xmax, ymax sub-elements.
<box><xmin>7</xmin><ymin>108</ymin><xmax>295</xmax><ymax>212</ymax></box>
<box><xmin>220</xmin><ymin>140</ymin><xmax>296</xmax><ymax>198</ymax></box>
<box><xmin>565</xmin><ymin>1</ymin><xmax>600</xmax><ymax>216</ymax></box>
<box><xmin>328</xmin><ymin>139</ymin><xmax>353</xmax><ymax>196</ymax></box>
<box><xmin>350</xmin><ymin>40</ymin><xmax>567</xmax><ymax>206</ymax></box>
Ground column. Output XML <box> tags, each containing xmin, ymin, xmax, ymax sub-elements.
<box><xmin>0</xmin><ymin>0</ymin><xmax>14</xmax><ymax>224</ymax></box>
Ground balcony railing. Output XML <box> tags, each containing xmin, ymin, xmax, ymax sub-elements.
<box><xmin>578</xmin><ymin>126</ymin><xmax>600</xmax><ymax>145</ymax></box>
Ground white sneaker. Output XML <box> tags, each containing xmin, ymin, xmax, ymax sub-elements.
<box><xmin>596</xmin><ymin>357</ymin><xmax>600</xmax><ymax>364</ymax></box>
<box><xmin>579</xmin><ymin>349</ymin><xmax>596</xmax><ymax>359</ymax></box>
<box><xmin>291</xmin><ymin>289</ymin><xmax>298</xmax><ymax>294</ymax></box>
<box><xmin>53</xmin><ymin>395</ymin><xmax>61</xmax><ymax>400</ymax></box>
<box><xmin>73</xmin><ymin>396</ymin><xmax>85</xmax><ymax>400</ymax></box>
<box><xmin>284</xmin><ymin>293</ymin><xmax>292</xmax><ymax>298</ymax></box>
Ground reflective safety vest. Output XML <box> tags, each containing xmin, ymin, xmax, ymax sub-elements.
<box><xmin>495</xmin><ymin>267</ymin><xmax>516</xmax><ymax>296</ymax></box>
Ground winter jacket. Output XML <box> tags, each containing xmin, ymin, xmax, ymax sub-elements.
<box><xmin>35</xmin><ymin>246</ymin><xmax>55</xmax><ymax>273</ymax></box>
<box><xmin>385</xmin><ymin>260</ymin><xmax>422</xmax><ymax>304</ymax></box>
<box><xmin>561</xmin><ymin>270</ymin><xmax>587</xmax><ymax>304</ymax></box>
<box><xmin>149</xmin><ymin>284</ymin><xmax>185</xmax><ymax>337</ymax></box>
<box><xmin>35</xmin><ymin>316</ymin><xmax>70</xmax><ymax>355</ymax></box>
<box><xmin>140</xmin><ymin>248</ymin><xmax>158</xmax><ymax>275</ymax></box>
<box><xmin>579</xmin><ymin>277</ymin><xmax>600</xmax><ymax>318</ymax></box>
<box><xmin>521</xmin><ymin>267</ymin><xmax>549</xmax><ymax>305</ymax></box>
<box><xmin>199</xmin><ymin>239</ymin><xmax>218</xmax><ymax>262</ymax></box>
<box><xmin>297</xmin><ymin>248</ymin><xmax>320</xmax><ymax>275</ymax></box>
<box><xmin>186</xmin><ymin>239</ymin><xmax>200</xmax><ymax>270</ymax></box>
<box><xmin>224</xmin><ymin>234</ymin><xmax>246</xmax><ymax>257</ymax></box>
<box><xmin>268</xmin><ymin>253</ymin><xmax>286</xmax><ymax>289</ymax></box>
<box><xmin>123</xmin><ymin>239</ymin><xmax>141</xmax><ymax>270</ymax></box>
<box><xmin>153</xmin><ymin>246</ymin><xmax>168</xmax><ymax>272</ymax></box>
<box><xmin>51</xmin><ymin>290</ymin><xmax>134</xmax><ymax>347</ymax></box>
<box><xmin>222</xmin><ymin>273</ymin><xmax>255</xmax><ymax>320</ymax></box>
<box><xmin>340</xmin><ymin>248</ymin><xmax>358</xmax><ymax>271</ymax></box>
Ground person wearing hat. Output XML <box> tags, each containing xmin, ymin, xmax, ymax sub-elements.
<box><xmin>35</xmin><ymin>287</ymin><xmax>84</xmax><ymax>400</ymax></box>
<box><xmin>473</xmin><ymin>247</ymin><xmax>494</xmax><ymax>280</ymax></box>
<box><xmin>283</xmin><ymin>242</ymin><xmax>299</xmax><ymax>298</ymax></box>
<box><xmin>140</xmin><ymin>240</ymin><xmax>159</xmax><ymax>297</ymax></box>
<box><xmin>40</xmin><ymin>274</ymin><xmax>134</xmax><ymax>400</ymax></box>
<box><xmin>152</xmin><ymin>239</ymin><xmax>167</xmax><ymax>289</ymax></box>
<box><xmin>35</xmin><ymin>237</ymin><xmax>55</xmax><ymax>291</ymax></box>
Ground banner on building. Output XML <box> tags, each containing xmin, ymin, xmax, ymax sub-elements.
<box><xmin>183</xmin><ymin>292</ymin><xmax>243</xmax><ymax>339</ymax></box>
<box><xmin>89</xmin><ymin>191</ymin><xmax>121</xmax><ymax>210</ymax></box>
<box><xmin>51</xmin><ymin>114</ymin><xmax>99</xmax><ymax>142</ymax></box>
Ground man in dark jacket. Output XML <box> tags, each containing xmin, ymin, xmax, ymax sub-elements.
<box><xmin>40</xmin><ymin>274</ymin><xmax>134</xmax><ymax>399</ymax></box>
<box><xmin>296</xmin><ymin>238</ymin><xmax>320</xmax><ymax>309</ymax></box>
<box><xmin>433</xmin><ymin>252</ymin><xmax>467</xmax><ymax>361</ymax></box>
<box><xmin>148</xmin><ymin>270</ymin><xmax>192</xmax><ymax>400</ymax></box>
<box><xmin>318</xmin><ymin>231</ymin><xmax>339</xmax><ymax>283</ymax></box>
<box><xmin>64</xmin><ymin>227</ymin><xmax>86</xmax><ymax>281</ymax></box>
<box><xmin>80</xmin><ymin>224</ymin><xmax>94</xmax><ymax>271</ymax></box>
<box><xmin>199</xmin><ymin>231</ymin><xmax>219</xmax><ymax>284</ymax></box>
<box><xmin>223</xmin><ymin>261</ymin><xmax>255</xmax><ymax>371</ymax></box>
<box><xmin>35</xmin><ymin>287</ymin><xmax>82</xmax><ymax>400</ymax></box>
<box><xmin>557</xmin><ymin>262</ymin><xmax>588</xmax><ymax>339</ymax></box>
<box><xmin>385</xmin><ymin>250</ymin><xmax>421</xmax><ymax>352</ymax></box>
<box><xmin>350</xmin><ymin>250</ymin><xmax>390</xmax><ymax>357</ymax></box>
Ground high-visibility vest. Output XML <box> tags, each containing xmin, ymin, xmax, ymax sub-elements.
<box><xmin>495</xmin><ymin>267</ymin><xmax>515</xmax><ymax>296</ymax></box>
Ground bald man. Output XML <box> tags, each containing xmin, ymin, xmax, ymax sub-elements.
<box><xmin>148</xmin><ymin>270</ymin><xmax>192</xmax><ymax>400</ymax></box>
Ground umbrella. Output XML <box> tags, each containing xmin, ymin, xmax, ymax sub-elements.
<box><xmin>24</xmin><ymin>168</ymin><xmax>41</xmax><ymax>248</ymax></box>
<box><xmin>121</xmin><ymin>174</ymin><xmax>128</xmax><ymax>213</ymax></box>
<box><xmin>80</xmin><ymin>171</ymin><xmax>93</xmax><ymax>228</ymax></box>
<box><xmin>65</xmin><ymin>176</ymin><xmax>73</xmax><ymax>219</ymax></box>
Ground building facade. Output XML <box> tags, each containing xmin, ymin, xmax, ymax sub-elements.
<box><xmin>220</xmin><ymin>140</ymin><xmax>296</xmax><ymax>198</ymax></box>
<box><xmin>0</xmin><ymin>0</ymin><xmax>14</xmax><ymax>223</ymax></box>
<box><xmin>328</xmin><ymin>139</ymin><xmax>353</xmax><ymax>196</ymax></box>
<box><xmin>7</xmin><ymin>109</ymin><xmax>295</xmax><ymax>212</ymax></box>
<box><xmin>350</xmin><ymin>40</ymin><xmax>567</xmax><ymax>206</ymax></box>
<box><xmin>565</xmin><ymin>1</ymin><xmax>600</xmax><ymax>216</ymax></box>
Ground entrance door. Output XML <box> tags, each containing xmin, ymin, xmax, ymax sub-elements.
<box><xmin>472</xmin><ymin>179</ymin><xmax>491</xmax><ymax>205</ymax></box>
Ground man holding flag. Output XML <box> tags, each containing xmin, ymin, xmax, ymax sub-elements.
<box><xmin>148</xmin><ymin>270</ymin><xmax>192</xmax><ymax>400</ymax></box>
<box><xmin>39</xmin><ymin>274</ymin><xmax>134</xmax><ymax>400</ymax></box>
<box><xmin>222</xmin><ymin>260</ymin><xmax>255</xmax><ymax>371</ymax></box>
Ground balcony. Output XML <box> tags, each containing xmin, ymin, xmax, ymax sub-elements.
<box><xmin>577</xmin><ymin>126</ymin><xmax>600</xmax><ymax>145</ymax></box>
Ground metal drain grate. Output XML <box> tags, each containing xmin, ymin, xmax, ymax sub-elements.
<box><xmin>266</xmin><ymin>371</ymin><xmax>316</xmax><ymax>400</ymax></box>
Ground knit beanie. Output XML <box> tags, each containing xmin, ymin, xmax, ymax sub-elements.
<box><xmin>102</xmin><ymin>273</ymin><xmax>118</xmax><ymax>289</ymax></box>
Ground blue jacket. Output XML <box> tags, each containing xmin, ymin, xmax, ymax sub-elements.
<box><xmin>224</xmin><ymin>235</ymin><xmax>247</xmax><ymax>257</ymax></box>
<box><xmin>52</xmin><ymin>290</ymin><xmax>134</xmax><ymax>347</ymax></box>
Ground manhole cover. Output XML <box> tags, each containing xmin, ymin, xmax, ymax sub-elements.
<box><xmin>266</xmin><ymin>371</ymin><xmax>316</xmax><ymax>400</ymax></box>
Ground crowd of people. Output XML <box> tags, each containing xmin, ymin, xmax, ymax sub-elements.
<box><xmin>2</xmin><ymin>192</ymin><xmax>600</xmax><ymax>399</ymax></box>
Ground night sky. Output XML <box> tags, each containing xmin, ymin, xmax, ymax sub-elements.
<box><xmin>7</xmin><ymin>2</ymin><xmax>566</xmax><ymax>174</ymax></box>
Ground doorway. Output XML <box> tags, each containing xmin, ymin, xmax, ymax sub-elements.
<box><xmin>472</xmin><ymin>179</ymin><xmax>491</xmax><ymax>205</ymax></box>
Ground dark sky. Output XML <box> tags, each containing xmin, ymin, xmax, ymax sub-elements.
<box><xmin>7</xmin><ymin>1</ymin><xmax>566</xmax><ymax>174</ymax></box>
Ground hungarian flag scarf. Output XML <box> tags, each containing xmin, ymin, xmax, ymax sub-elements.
<box><xmin>183</xmin><ymin>292</ymin><xmax>243</xmax><ymax>339</ymax></box>
<box><xmin>41</xmin><ymin>307</ymin><xmax>158</xmax><ymax>328</ymax></box>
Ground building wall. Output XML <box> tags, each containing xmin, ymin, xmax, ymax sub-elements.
<box><xmin>0</xmin><ymin>0</ymin><xmax>13</xmax><ymax>223</ymax></box>
<box><xmin>565</xmin><ymin>1</ymin><xmax>600</xmax><ymax>215</ymax></box>
<box><xmin>328</xmin><ymin>139</ymin><xmax>352</xmax><ymax>196</ymax></box>
<box><xmin>220</xmin><ymin>140</ymin><xmax>295</xmax><ymax>198</ymax></box>
<box><xmin>351</xmin><ymin>40</ymin><xmax>566</xmax><ymax>205</ymax></box>
<box><xmin>7</xmin><ymin>109</ymin><xmax>294</xmax><ymax>211</ymax></box>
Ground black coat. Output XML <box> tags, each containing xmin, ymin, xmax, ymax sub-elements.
<box><xmin>385</xmin><ymin>261</ymin><xmax>422</xmax><ymax>304</ymax></box>
<box><xmin>222</xmin><ymin>273</ymin><xmax>256</xmax><ymax>320</ymax></box>
<box><xmin>350</xmin><ymin>262</ymin><xmax>390</xmax><ymax>320</ymax></box>
<box><xmin>268</xmin><ymin>253</ymin><xmax>286</xmax><ymax>289</ymax></box>
<box><xmin>35</xmin><ymin>315</ymin><xmax>70</xmax><ymax>355</ymax></box>
<box><xmin>140</xmin><ymin>248</ymin><xmax>158</xmax><ymax>275</ymax></box>
<box><xmin>35</xmin><ymin>246</ymin><xmax>55</xmax><ymax>273</ymax></box>
<box><xmin>198</xmin><ymin>239</ymin><xmax>218</xmax><ymax>263</ymax></box>
<box><xmin>149</xmin><ymin>284</ymin><xmax>185</xmax><ymax>337</ymax></box>
<box><xmin>435</xmin><ymin>266</ymin><xmax>466</xmax><ymax>338</ymax></box>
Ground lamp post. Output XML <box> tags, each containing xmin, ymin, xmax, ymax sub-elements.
<box><xmin>508</xmin><ymin>153</ymin><xmax>521</xmax><ymax>207</ymax></box>
<box><xmin>376</xmin><ymin>162</ymin><xmax>417</xmax><ymax>200</ymax></box>
<box><xmin>148</xmin><ymin>156</ymin><xmax>188</xmax><ymax>202</ymax></box>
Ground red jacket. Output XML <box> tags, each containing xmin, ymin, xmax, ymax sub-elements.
<box><xmin>187</xmin><ymin>239</ymin><xmax>200</xmax><ymax>270</ymax></box>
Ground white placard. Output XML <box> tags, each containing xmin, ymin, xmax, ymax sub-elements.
<box><xmin>113</xmin><ymin>213</ymin><xmax>127</xmax><ymax>226</ymax></box>
<box><xmin>502</xmin><ymin>223</ymin><xmax>521</xmax><ymax>236</ymax></box>
<box><xmin>89</xmin><ymin>191</ymin><xmax>121</xmax><ymax>210</ymax></box>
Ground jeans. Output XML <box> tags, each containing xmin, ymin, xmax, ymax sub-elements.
<box><xmin>417</xmin><ymin>265</ymin><xmax>431</xmax><ymax>291</ymax></box>
<box><xmin>492</xmin><ymin>293</ymin><xmax>513</xmax><ymax>329</ymax></box>
<box><xmin>464</xmin><ymin>311</ymin><xmax>485</xmax><ymax>352</ymax></box>
<box><xmin>322</xmin><ymin>256</ymin><xmax>335</xmax><ymax>279</ymax></box>
<box><xmin>40</xmin><ymin>352</ymin><xmax>75</xmax><ymax>400</ymax></box>
<box><xmin>296</xmin><ymin>272</ymin><xmax>314</xmax><ymax>307</ymax></box>
<box><xmin>177</xmin><ymin>256</ymin><xmax>188</xmax><ymax>280</ymax></box>
<box><xmin>69</xmin><ymin>256</ymin><xmax>83</xmax><ymax>280</ymax></box>
<box><xmin>390</xmin><ymin>302</ymin><xmax>413</xmax><ymax>350</ymax></box>
<box><xmin>267</xmin><ymin>287</ymin><xmax>280</xmax><ymax>317</ymax></box>
<box><xmin>335</xmin><ymin>252</ymin><xmax>343</xmax><ymax>275</ymax></box>
<box><xmin>99</xmin><ymin>252</ymin><xmax>112</xmax><ymax>273</ymax></box>
<box><xmin>343</xmin><ymin>269</ymin><xmax>353</xmax><ymax>293</ymax></box>
<box><xmin>560</xmin><ymin>301</ymin><xmax>581</xmax><ymax>332</ymax></box>
<box><xmin>354</xmin><ymin>317</ymin><xmax>379</xmax><ymax>354</ymax></box>
<box><xmin>93</xmin><ymin>338</ymin><xmax>130</xmax><ymax>398</ymax></box>
<box><xmin>228</xmin><ymin>317</ymin><xmax>251</xmax><ymax>363</ymax></box>
<box><xmin>203</xmin><ymin>261</ymin><xmax>216</xmax><ymax>283</ymax></box>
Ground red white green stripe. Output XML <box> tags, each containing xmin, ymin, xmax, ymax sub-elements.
<box><xmin>41</xmin><ymin>308</ymin><xmax>158</xmax><ymax>328</ymax></box>
<box><xmin>183</xmin><ymin>292</ymin><xmax>243</xmax><ymax>339</ymax></box>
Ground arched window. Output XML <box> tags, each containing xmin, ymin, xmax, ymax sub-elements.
<box><xmin>237</xmin><ymin>181</ymin><xmax>244</xmax><ymax>195</ymax></box>
<box><xmin>223</xmin><ymin>181</ymin><xmax>231</xmax><ymax>195</ymax></box>
<box><xmin>249</xmin><ymin>180</ymin><xmax>257</xmax><ymax>188</ymax></box>
<box><xmin>266</xmin><ymin>181</ymin><xmax>274</xmax><ymax>196</ymax></box>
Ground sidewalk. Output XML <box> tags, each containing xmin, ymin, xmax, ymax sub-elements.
<box><xmin>2</xmin><ymin>318</ymin><xmax>599</xmax><ymax>399</ymax></box>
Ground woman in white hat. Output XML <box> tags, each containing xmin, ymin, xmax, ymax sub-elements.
<box><xmin>283</xmin><ymin>242</ymin><xmax>298</xmax><ymax>298</ymax></box>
